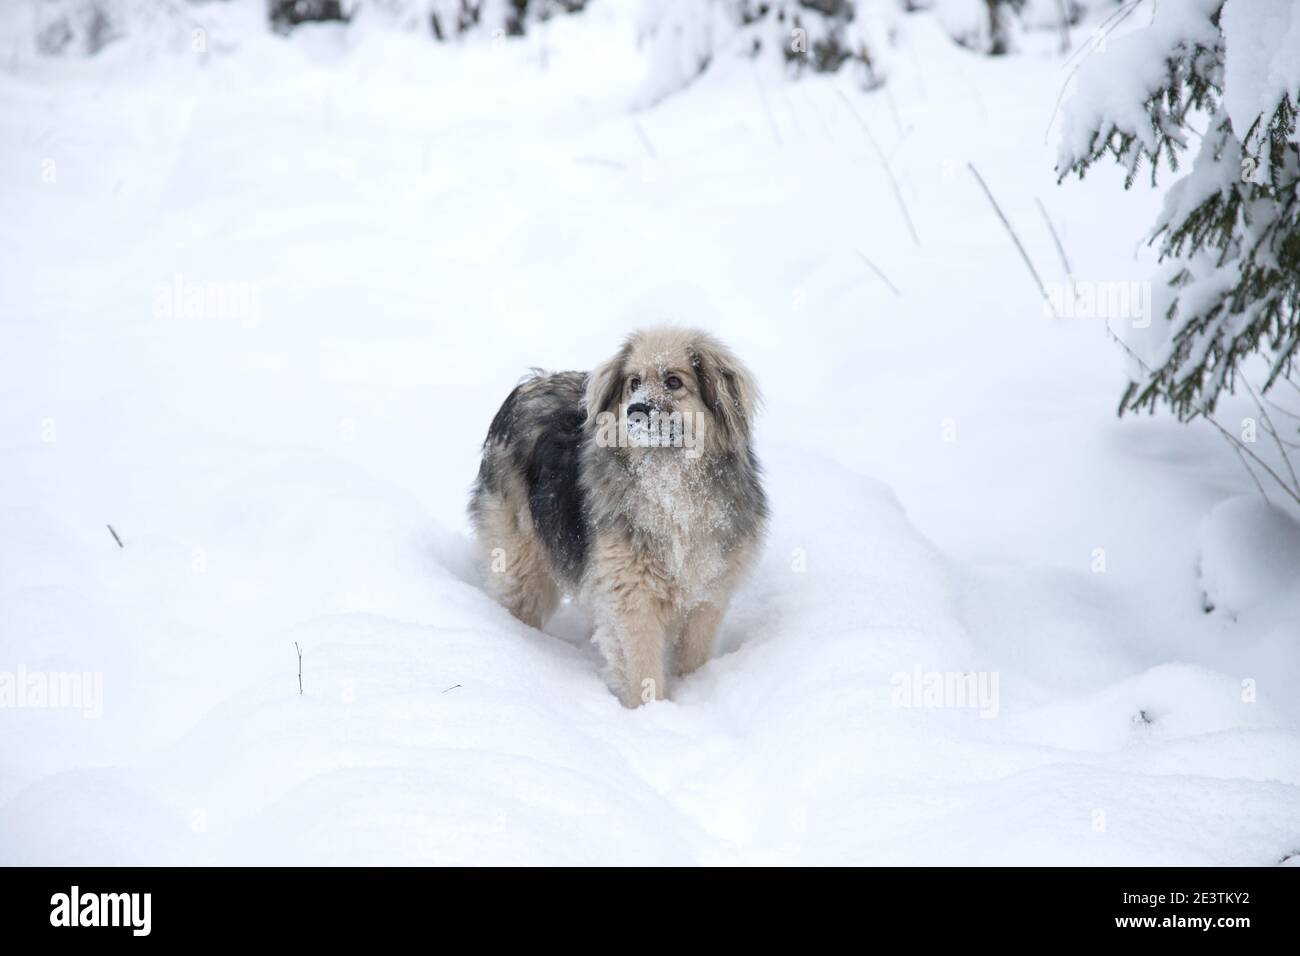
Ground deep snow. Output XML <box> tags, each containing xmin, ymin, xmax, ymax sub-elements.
<box><xmin>1</xmin><ymin>1</ymin><xmax>1298</xmax><ymax>865</ymax></box>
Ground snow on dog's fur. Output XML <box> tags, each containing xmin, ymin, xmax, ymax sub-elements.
<box><xmin>469</xmin><ymin>328</ymin><xmax>767</xmax><ymax>706</ymax></box>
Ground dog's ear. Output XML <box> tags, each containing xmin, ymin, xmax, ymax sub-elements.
<box><xmin>584</xmin><ymin>342</ymin><xmax>630</xmax><ymax>426</ymax></box>
<box><xmin>690</xmin><ymin>336</ymin><xmax>759</xmax><ymax>448</ymax></box>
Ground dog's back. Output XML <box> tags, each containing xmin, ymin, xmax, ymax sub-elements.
<box><xmin>469</xmin><ymin>371</ymin><xmax>590</xmax><ymax>626</ymax></box>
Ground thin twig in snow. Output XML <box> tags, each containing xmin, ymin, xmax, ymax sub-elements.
<box><xmin>1264</xmin><ymin>395</ymin><xmax>1300</xmax><ymax>423</ymax></box>
<box><xmin>1240</xmin><ymin>374</ymin><xmax>1300</xmax><ymax>494</ymax></box>
<box><xmin>752</xmin><ymin>63</ymin><xmax>783</xmax><ymax>147</ymax></box>
<box><xmin>836</xmin><ymin>88</ymin><xmax>920</xmax><ymax>246</ymax></box>
<box><xmin>1035</xmin><ymin>196</ymin><xmax>1074</xmax><ymax>280</ymax></box>
<box><xmin>106</xmin><ymin>524</ymin><xmax>124</xmax><ymax>548</ymax></box>
<box><xmin>1195</xmin><ymin>414</ymin><xmax>1298</xmax><ymax>505</ymax></box>
<box><xmin>885</xmin><ymin>127</ymin><xmax>914</xmax><ymax>166</ymax></box>
<box><xmin>1229</xmin><ymin>440</ymin><xmax>1272</xmax><ymax>505</ymax></box>
<box><xmin>633</xmin><ymin>122</ymin><xmax>657</xmax><ymax>160</ymax></box>
<box><xmin>855</xmin><ymin>250</ymin><xmax>902</xmax><ymax>297</ymax></box>
<box><xmin>294</xmin><ymin>642</ymin><xmax>303</xmax><ymax>696</ymax></box>
<box><xmin>969</xmin><ymin>163</ymin><xmax>1057</xmax><ymax>318</ymax></box>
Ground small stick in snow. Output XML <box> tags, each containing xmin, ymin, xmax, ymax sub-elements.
<box><xmin>633</xmin><ymin>122</ymin><xmax>657</xmax><ymax>160</ymax></box>
<box><xmin>968</xmin><ymin>163</ymin><xmax>1057</xmax><ymax>319</ymax></box>
<box><xmin>106</xmin><ymin>524</ymin><xmax>124</xmax><ymax>548</ymax></box>
<box><xmin>1228</xmin><ymin>439</ymin><xmax>1272</xmax><ymax>505</ymax></box>
<box><xmin>294</xmin><ymin>642</ymin><xmax>303</xmax><ymax>696</ymax></box>
<box><xmin>1035</xmin><ymin>196</ymin><xmax>1074</xmax><ymax>282</ymax></box>
<box><xmin>752</xmin><ymin>63</ymin><xmax>783</xmax><ymax>147</ymax></box>
<box><xmin>855</xmin><ymin>250</ymin><xmax>902</xmax><ymax>297</ymax></box>
<box><xmin>835</xmin><ymin>88</ymin><xmax>920</xmax><ymax>246</ymax></box>
<box><xmin>1263</xmin><ymin>395</ymin><xmax>1300</xmax><ymax>425</ymax></box>
<box><xmin>441</xmin><ymin>683</ymin><xmax>462</xmax><ymax>694</ymax></box>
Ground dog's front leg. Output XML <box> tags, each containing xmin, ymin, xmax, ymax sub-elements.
<box><xmin>587</xmin><ymin>533</ymin><xmax>671</xmax><ymax>707</ymax></box>
<box><xmin>617</xmin><ymin>601</ymin><xmax>669</xmax><ymax>707</ymax></box>
<box><xmin>674</xmin><ymin>602</ymin><xmax>724</xmax><ymax>678</ymax></box>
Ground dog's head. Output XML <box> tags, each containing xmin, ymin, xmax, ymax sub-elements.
<box><xmin>584</xmin><ymin>327</ymin><xmax>758</xmax><ymax>457</ymax></box>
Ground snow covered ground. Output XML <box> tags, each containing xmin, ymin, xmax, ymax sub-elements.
<box><xmin>2</xmin><ymin>1</ymin><xmax>1299</xmax><ymax>865</ymax></box>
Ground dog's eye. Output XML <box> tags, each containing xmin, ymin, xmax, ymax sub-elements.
<box><xmin>664</xmin><ymin>375</ymin><xmax>683</xmax><ymax>390</ymax></box>
<box><xmin>629</xmin><ymin>376</ymin><xmax>641</xmax><ymax>391</ymax></box>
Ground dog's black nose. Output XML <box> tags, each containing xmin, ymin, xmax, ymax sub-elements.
<box><xmin>627</xmin><ymin>402</ymin><xmax>651</xmax><ymax>418</ymax></box>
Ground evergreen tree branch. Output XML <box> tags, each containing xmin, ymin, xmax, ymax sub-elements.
<box><xmin>1106</xmin><ymin>321</ymin><xmax>1300</xmax><ymax>505</ymax></box>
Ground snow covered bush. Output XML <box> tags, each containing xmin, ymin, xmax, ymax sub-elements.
<box><xmin>925</xmin><ymin>1</ymin><xmax>1123</xmax><ymax>56</ymax></box>
<box><xmin>925</xmin><ymin>0</ymin><xmax>1025</xmax><ymax>55</ymax></box>
<box><xmin>765</xmin><ymin>0</ymin><xmax>874</xmax><ymax>74</ymax></box>
<box><xmin>497</xmin><ymin>0</ymin><xmax>589</xmax><ymax>38</ymax></box>
<box><xmin>33</xmin><ymin>0</ymin><xmax>126</xmax><ymax>55</ymax></box>
<box><xmin>268</xmin><ymin>0</ymin><xmax>355</xmax><ymax>32</ymax></box>
<box><xmin>636</xmin><ymin>0</ymin><xmax>732</xmax><ymax>100</ymax></box>
<box><xmin>18</xmin><ymin>0</ymin><xmax>235</xmax><ymax>58</ymax></box>
<box><xmin>285</xmin><ymin>0</ymin><xmax>586</xmax><ymax>39</ymax></box>
<box><xmin>638</xmin><ymin>0</ymin><xmax>891</xmax><ymax>103</ymax></box>
<box><xmin>1058</xmin><ymin>0</ymin><xmax>1300</xmax><ymax>422</ymax></box>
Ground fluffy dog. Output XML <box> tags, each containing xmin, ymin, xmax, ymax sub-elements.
<box><xmin>469</xmin><ymin>327</ymin><xmax>767</xmax><ymax>707</ymax></box>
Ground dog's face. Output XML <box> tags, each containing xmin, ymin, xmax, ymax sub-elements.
<box><xmin>585</xmin><ymin>328</ymin><xmax>757</xmax><ymax>457</ymax></box>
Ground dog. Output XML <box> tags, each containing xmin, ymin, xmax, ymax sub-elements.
<box><xmin>469</xmin><ymin>327</ymin><xmax>767</xmax><ymax>707</ymax></box>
